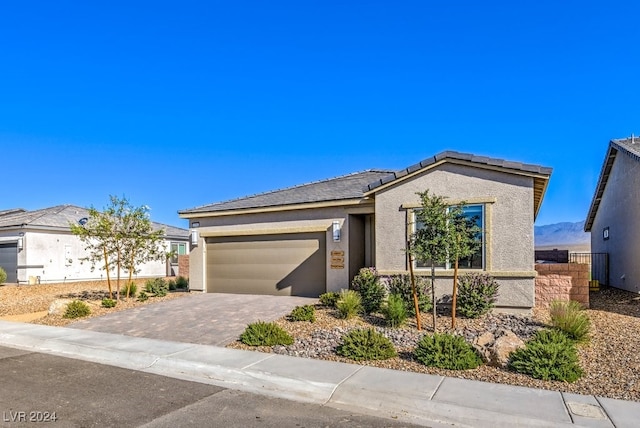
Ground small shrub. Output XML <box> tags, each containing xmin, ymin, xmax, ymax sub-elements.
<box><xmin>414</xmin><ymin>333</ymin><xmax>482</xmax><ymax>370</ymax></box>
<box><xmin>336</xmin><ymin>289</ymin><xmax>362</xmax><ymax>319</ymax></box>
<box><xmin>319</xmin><ymin>292</ymin><xmax>340</xmax><ymax>307</ymax></box>
<box><xmin>337</xmin><ymin>328</ymin><xmax>397</xmax><ymax>361</ymax></box>
<box><xmin>288</xmin><ymin>305</ymin><xmax>316</xmax><ymax>322</ymax></box>
<box><xmin>549</xmin><ymin>300</ymin><xmax>590</xmax><ymax>343</ymax></box>
<box><xmin>145</xmin><ymin>278</ymin><xmax>168</xmax><ymax>297</ymax></box>
<box><xmin>240</xmin><ymin>321</ymin><xmax>294</xmax><ymax>346</ymax></box>
<box><xmin>137</xmin><ymin>291</ymin><xmax>149</xmax><ymax>302</ymax></box>
<box><xmin>351</xmin><ymin>267</ymin><xmax>386</xmax><ymax>314</ymax></box>
<box><xmin>456</xmin><ymin>273</ymin><xmax>499</xmax><ymax>318</ymax></box>
<box><xmin>101</xmin><ymin>298</ymin><xmax>117</xmax><ymax>308</ymax></box>
<box><xmin>509</xmin><ymin>329</ymin><xmax>583</xmax><ymax>382</ymax></box>
<box><xmin>175</xmin><ymin>276</ymin><xmax>189</xmax><ymax>289</ymax></box>
<box><xmin>381</xmin><ymin>293</ymin><xmax>408</xmax><ymax>327</ymax></box>
<box><xmin>120</xmin><ymin>282</ymin><xmax>137</xmax><ymax>298</ymax></box>
<box><xmin>168</xmin><ymin>280</ymin><xmax>177</xmax><ymax>291</ymax></box>
<box><xmin>63</xmin><ymin>300</ymin><xmax>91</xmax><ymax>319</ymax></box>
<box><xmin>0</xmin><ymin>267</ymin><xmax>7</xmax><ymax>284</ymax></box>
<box><xmin>387</xmin><ymin>274</ymin><xmax>432</xmax><ymax>315</ymax></box>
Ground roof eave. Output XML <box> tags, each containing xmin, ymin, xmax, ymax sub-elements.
<box><xmin>584</xmin><ymin>144</ymin><xmax>618</xmax><ymax>232</ymax></box>
<box><xmin>179</xmin><ymin>198</ymin><xmax>373</xmax><ymax>219</ymax></box>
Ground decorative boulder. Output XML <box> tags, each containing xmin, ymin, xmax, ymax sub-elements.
<box><xmin>472</xmin><ymin>331</ymin><xmax>495</xmax><ymax>363</ymax></box>
<box><xmin>48</xmin><ymin>299</ymin><xmax>73</xmax><ymax>316</ymax></box>
<box><xmin>489</xmin><ymin>330</ymin><xmax>525</xmax><ymax>367</ymax></box>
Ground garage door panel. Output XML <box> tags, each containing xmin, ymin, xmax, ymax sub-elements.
<box><xmin>206</xmin><ymin>233</ymin><xmax>326</xmax><ymax>297</ymax></box>
<box><xmin>0</xmin><ymin>243</ymin><xmax>18</xmax><ymax>283</ymax></box>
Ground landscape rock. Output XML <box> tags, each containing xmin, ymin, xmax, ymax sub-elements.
<box><xmin>489</xmin><ymin>330</ymin><xmax>525</xmax><ymax>368</ymax></box>
<box><xmin>48</xmin><ymin>299</ymin><xmax>73</xmax><ymax>316</ymax></box>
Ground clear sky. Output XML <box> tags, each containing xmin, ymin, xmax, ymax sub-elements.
<box><xmin>2</xmin><ymin>1</ymin><xmax>639</xmax><ymax>228</ymax></box>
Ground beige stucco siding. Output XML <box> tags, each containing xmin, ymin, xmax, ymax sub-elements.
<box><xmin>188</xmin><ymin>205</ymin><xmax>374</xmax><ymax>293</ymax></box>
<box><xmin>591</xmin><ymin>152</ymin><xmax>640</xmax><ymax>292</ymax></box>
<box><xmin>374</xmin><ymin>163</ymin><xmax>536</xmax><ymax>310</ymax></box>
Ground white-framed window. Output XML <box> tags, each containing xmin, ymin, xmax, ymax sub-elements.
<box><xmin>170</xmin><ymin>242</ymin><xmax>187</xmax><ymax>264</ymax></box>
<box><xmin>414</xmin><ymin>204</ymin><xmax>485</xmax><ymax>270</ymax></box>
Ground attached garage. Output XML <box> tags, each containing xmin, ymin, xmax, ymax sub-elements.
<box><xmin>0</xmin><ymin>242</ymin><xmax>18</xmax><ymax>283</ymax></box>
<box><xmin>206</xmin><ymin>232</ymin><xmax>326</xmax><ymax>297</ymax></box>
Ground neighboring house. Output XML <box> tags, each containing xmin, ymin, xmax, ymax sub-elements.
<box><xmin>0</xmin><ymin>205</ymin><xmax>189</xmax><ymax>284</ymax></box>
<box><xmin>585</xmin><ymin>137</ymin><xmax>640</xmax><ymax>293</ymax></box>
<box><xmin>179</xmin><ymin>151</ymin><xmax>552</xmax><ymax>312</ymax></box>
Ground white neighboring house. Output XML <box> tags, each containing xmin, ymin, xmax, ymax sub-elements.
<box><xmin>0</xmin><ymin>205</ymin><xmax>189</xmax><ymax>284</ymax></box>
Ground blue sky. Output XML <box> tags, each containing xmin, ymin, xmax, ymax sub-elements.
<box><xmin>2</xmin><ymin>1</ymin><xmax>639</xmax><ymax>228</ymax></box>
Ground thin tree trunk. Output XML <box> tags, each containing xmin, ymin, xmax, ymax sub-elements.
<box><xmin>451</xmin><ymin>234</ymin><xmax>460</xmax><ymax>329</ymax></box>
<box><xmin>407</xmin><ymin>243</ymin><xmax>421</xmax><ymax>331</ymax></box>
<box><xmin>431</xmin><ymin>264</ymin><xmax>436</xmax><ymax>331</ymax></box>
<box><xmin>116</xmin><ymin>247</ymin><xmax>121</xmax><ymax>301</ymax></box>
<box><xmin>103</xmin><ymin>245</ymin><xmax>112</xmax><ymax>299</ymax></box>
<box><xmin>126</xmin><ymin>248</ymin><xmax>135</xmax><ymax>299</ymax></box>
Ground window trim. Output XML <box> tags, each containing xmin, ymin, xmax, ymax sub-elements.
<box><xmin>170</xmin><ymin>242</ymin><xmax>187</xmax><ymax>265</ymax></box>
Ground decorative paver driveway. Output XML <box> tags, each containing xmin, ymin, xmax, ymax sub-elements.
<box><xmin>70</xmin><ymin>293</ymin><xmax>316</xmax><ymax>346</ymax></box>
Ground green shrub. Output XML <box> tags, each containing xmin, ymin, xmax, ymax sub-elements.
<box><xmin>137</xmin><ymin>291</ymin><xmax>149</xmax><ymax>302</ymax></box>
<box><xmin>456</xmin><ymin>273</ymin><xmax>499</xmax><ymax>318</ymax></box>
<box><xmin>145</xmin><ymin>278</ymin><xmax>168</xmax><ymax>297</ymax></box>
<box><xmin>381</xmin><ymin>293</ymin><xmax>408</xmax><ymax>327</ymax></box>
<box><xmin>414</xmin><ymin>333</ymin><xmax>482</xmax><ymax>370</ymax></box>
<box><xmin>319</xmin><ymin>292</ymin><xmax>340</xmax><ymax>307</ymax></box>
<box><xmin>101</xmin><ymin>298</ymin><xmax>117</xmax><ymax>308</ymax></box>
<box><xmin>549</xmin><ymin>300</ymin><xmax>591</xmax><ymax>343</ymax></box>
<box><xmin>175</xmin><ymin>276</ymin><xmax>189</xmax><ymax>289</ymax></box>
<box><xmin>63</xmin><ymin>300</ymin><xmax>91</xmax><ymax>319</ymax></box>
<box><xmin>337</xmin><ymin>328</ymin><xmax>397</xmax><ymax>361</ymax></box>
<box><xmin>351</xmin><ymin>267</ymin><xmax>386</xmax><ymax>314</ymax></box>
<box><xmin>240</xmin><ymin>321</ymin><xmax>294</xmax><ymax>346</ymax></box>
<box><xmin>509</xmin><ymin>329</ymin><xmax>583</xmax><ymax>382</ymax></box>
<box><xmin>288</xmin><ymin>305</ymin><xmax>316</xmax><ymax>322</ymax></box>
<box><xmin>120</xmin><ymin>282</ymin><xmax>137</xmax><ymax>298</ymax></box>
<box><xmin>336</xmin><ymin>289</ymin><xmax>362</xmax><ymax>319</ymax></box>
<box><xmin>387</xmin><ymin>274</ymin><xmax>432</xmax><ymax>315</ymax></box>
<box><xmin>168</xmin><ymin>279</ymin><xmax>177</xmax><ymax>291</ymax></box>
<box><xmin>0</xmin><ymin>267</ymin><xmax>7</xmax><ymax>284</ymax></box>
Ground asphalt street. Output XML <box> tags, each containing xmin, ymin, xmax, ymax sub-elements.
<box><xmin>0</xmin><ymin>346</ymin><xmax>427</xmax><ymax>428</ymax></box>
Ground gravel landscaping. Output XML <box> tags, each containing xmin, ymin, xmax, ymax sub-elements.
<box><xmin>228</xmin><ymin>287</ymin><xmax>640</xmax><ymax>402</ymax></box>
<box><xmin>0</xmin><ymin>279</ymin><xmax>188</xmax><ymax>327</ymax></box>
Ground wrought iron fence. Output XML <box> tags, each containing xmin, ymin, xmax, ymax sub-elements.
<box><xmin>569</xmin><ymin>252</ymin><xmax>609</xmax><ymax>286</ymax></box>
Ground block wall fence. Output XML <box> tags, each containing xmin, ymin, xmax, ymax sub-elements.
<box><xmin>534</xmin><ymin>263</ymin><xmax>590</xmax><ymax>308</ymax></box>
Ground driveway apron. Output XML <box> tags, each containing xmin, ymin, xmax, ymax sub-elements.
<box><xmin>70</xmin><ymin>293</ymin><xmax>316</xmax><ymax>346</ymax></box>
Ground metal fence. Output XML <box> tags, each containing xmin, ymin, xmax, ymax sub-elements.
<box><xmin>569</xmin><ymin>253</ymin><xmax>609</xmax><ymax>285</ymax></box>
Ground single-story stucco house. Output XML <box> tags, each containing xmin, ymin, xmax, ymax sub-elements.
<box><xmin>585</xmin><ymin>137</ymin><xmax>640</xmax><ymax>293</ymax></box>
<box><xmin>0</xmin><ymin>205</ymin><xmax>189</xmax><ymax>284</ymax></box>
<box><xmin>179</xmin><ymin>151</ymin><xmax>552</xmax><ymax>312</ymax></box>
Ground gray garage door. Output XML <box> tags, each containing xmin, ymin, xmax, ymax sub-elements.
<box><xmin>0</xmin><ymin>243</ymin><xmax>18</xmax><ymax>283</ymax></box>
<box><xmin>206</xmin><ymin>232</ymin><xmax>326</xmax><ymax>297</ymax></box>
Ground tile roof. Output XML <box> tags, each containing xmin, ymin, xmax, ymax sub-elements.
<box><xmin>585</xmin><ymin>137</ymin><xmax>640</xmax><ymax>231</ymax></box>
<box><xmin>0</xmin><ymin>205</ymin><xmax>188</xmax><ymax>238</ymax></box>
<box><xmin>179</xmin><ymin>170</ymin><xmax>394</xmax><ymax>214</ymax></box>
<box><xmin>179</xmin><ymin>151</ymin><xmax>552</xmax><ymax>218</ymax></box>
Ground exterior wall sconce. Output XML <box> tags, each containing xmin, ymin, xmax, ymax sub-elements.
<box><xmin>17</xmin><ymin>237</ymin><xmax>24</xmax><ymax>251</ymax></box>
<box><xmin>332</xmin><ymin>221</ymin><xmax>341</xmax><ymax>242</ymax></box>
<box><xmin>603</xmin><ymin>227</ymin><xmax>609</xmax><ymax>240</ymax></box>
<box><xmin>190</xmin><ymin>230</ymin><xmax>200</xmax><ymax>246</ymax></box>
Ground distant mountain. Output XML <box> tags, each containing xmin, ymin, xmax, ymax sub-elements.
<box><xmin>534</xmin><ymin>221</ymin><xmax>590</xmax><ymax>249</ymax></box>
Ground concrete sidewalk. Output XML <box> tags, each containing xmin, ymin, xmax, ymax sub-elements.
<box><xmin>0</xmin><ymin>320</ymin><xmax>637</xmax><ymax>428</ymax></box>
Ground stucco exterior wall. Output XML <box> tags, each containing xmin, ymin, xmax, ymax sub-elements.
<box><xmin>187</xmin><ymin>204</ymin><xmax>375</xmax><ymax>293</ymax></box>
<box><xmin>591</xmin><ymin>152</ymin><xmax>640</xmax><ymax>292</ymax></box>
<box><xmin>14</xmin><ymin>230</ymin><xmax>182</xmax><ymax>283</ymax></box>
<box><xmin>374</xmin><ymin>163</ymin><xmax>537</xmax><ymax>311</ymax></box>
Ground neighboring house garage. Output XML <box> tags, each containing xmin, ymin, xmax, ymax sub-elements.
<box><xmin>207</xmin><ymin>232</ymin><xmax>326</xmax><ymax>296</ymax></box>
<box><xmin>0</xmin><ymin>241</ymin><xmax>18</xmax><ymax>283</ymax></box>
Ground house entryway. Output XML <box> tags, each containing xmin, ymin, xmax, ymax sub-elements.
<box><xmin>0</xmin><ymin>242</ymin><xmax>18</xmax><ymax>283</ymax></box>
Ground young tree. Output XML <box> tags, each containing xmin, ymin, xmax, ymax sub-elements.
<box><xmin>409</xmin><ymin>190</ymin><xmax>450</xmax><ymax>331</ymax></box>
<box><xmin>448</xmin><ymin>207</ymin><xmax>482</xmax><ymax>329</ymax></box>
<box><xmin>71</xmin><ymin>196</ymin><xmax>167</xmax><ymax>299</ymax></box>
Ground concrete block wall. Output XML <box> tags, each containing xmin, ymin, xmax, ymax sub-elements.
<box><xmin>178</xmin><ymin>255</ymin><xmax>189</xmax><ymax>278</ymax></box>
<box><xmin>534</xmin><ymin>263</ymin><xmax>589</xmax><ymax>308</ymax></box>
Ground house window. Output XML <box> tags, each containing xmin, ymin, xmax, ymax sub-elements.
<box><xmin>170</xmin><ymin>242</ymin><xmax>186</xmax><ymax>264</ymax></box>
<box><xmin>414</xmin><ymin>204</ymin><xmax>485</xmax><ymax>270</ymax></box>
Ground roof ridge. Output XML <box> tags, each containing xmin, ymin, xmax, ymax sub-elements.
<box><xmin>182</xmin><ymin>169</ymin><xmax>394</xmax><ymax>212</ymax></box>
